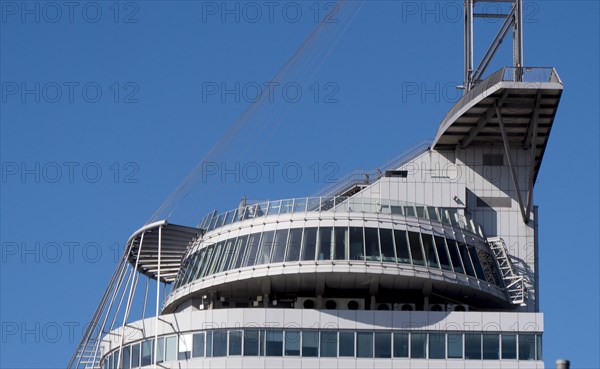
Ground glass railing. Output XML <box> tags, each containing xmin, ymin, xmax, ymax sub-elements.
<box><xmin>198</xmin><ymin>197</ymin><xmax>485</xmax><ymax>238</ymax></box>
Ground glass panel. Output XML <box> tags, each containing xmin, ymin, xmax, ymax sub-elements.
<box><xmin>165</xmin><ymin>336</ymin><xmax>177</xmax><ymax>361</ymax></box>
<box><xmin>302</xmin><ymin>331</ymin><xmax>318</xmax><ymax>357</ymax></box>
<box><xmin>266</xmin><ymin>330</ymin><xmax>283</xmax><ymax>356</ymax></box>
<box><xmin>318</xmin><ymin>227</ymin><xmax>332</xmax><ymax>260</ymax></box>
<box><xmin>390</xmin><ymin>205</ymin><xmax>403</xmax><ymax>215</ymax></box>
<box><xmin>208</xmin><ymin>242</ymin><xmax>225</xmax><ymax>275</ymax></box>
<box><xmin>379</xmin><ymin>228</ymin><xmax>395</xmax><ymax>262</ymax></box>
<box><xmin>257</xmin><ymin>231</ymin><xmax>274</xmax><ymax>265</ymax></box>
<box><xmin>394</xmin><ymin>229</ymin><xmax>411</xmax><ymax>264</ymax></box>
<box><xmin>434</xmin><ymin>236</ymin><xmax>452</xmax><ymax>271</ymax></box>
<box><xmin>271</xmin><ymin>229</ymin><xmax>289</xmax><ymax>263</ymax></box>
<box><xmin>408</xmin><ymin>231</ymin><xmax>425</xmax><ymax>266</ymax></box>
<box><xmin>141</xmin><ymin>339</ymin><xmax>153</xmax><ymax>366</ymax></box>
<box><xmin>458</xmin><ymin>243</ymin><xmax>476</xmax><ymax>277</ymax></box>
<box><xmin>446</xmin><ymin>239</ymin><xmax>464</xmax><ymax>273</ymax></box>
<box><xmin>349</xmin><ymin>226</ymin><xmax>364</xmax><ymax>261</ymax></box>
<box><xmin>224</xmin><ymin>210</ymin><xmax>234</xmax><ymax>225</ymax></box>
<box><xmin>483</xmin><ymin>334</ymin><xmax>499</xmax><ymax>360</ymax></box>
<box><xmin>334</xmin><ymin>227</ymin><xmax>348</xmax><ymax>260</ymax></box>
<box><xmin>536</xmin><ymin>334</ymin><xmax>543</xmax><ymax>360</ymax></box>
<box><xmin>280</xmin><ymin>199</ymin><xmax>293</xmax><ymax>214</ymax></box>
<box><xmin>244</xmin><ymin>330</ymin><xmax>260</xmax><ymax>356</ymax></box>
<box><xmin>285</xmin><ymin>228</ymin><xmax>303</xmax><ymax>262</ymax></box>
<box><xmin>200</xmin><ymin>246</ymin><xmax>215</xmax><ymax>278</ymax></box>
<box><xmin>293</xmin><ymin>198</ymin><xmax>307</xmax><ymax>213</ymax></box>
<box><xmin>501</xmin><ymin>334</ymin><xmax>516</xmax><ymax>359</ymax></box>
<box><xmin>393</xmin><ymin>332</ymin><xmax>409</xmax><ymax>358</ymax></box>
<box><xmin>301</xmin><ymin>227</ymin><xmax>317</xmax><ymax>261</ymax></box>
<box><xmin>421</xmin><ymin>233</ymin><xmax>439</xmax><ymax>268</ymax></box>
<box><xmin>374</xmin><ymin>332</ymin><xmax>391</xmax><ymax>358</ymax></box>
<box><xmin>156</xmin><ymin>337</ymin><xmax>164</xmax><ymax>363</ymax></box>
<box><xmin>356</xmin><ymin>332</ymin><xmax>373</xmax><ymax>358</ymax></box>
<box><xmin>206</xmin><ymin>332</ymin><xmax>213</xmax><ymax>357</ymax></box>
<box><xmin>404</xmin><ymin>206</ymin><xmax>416</xmax><ymax>217</ymax></box>
<box><xmin>416</xmin><ymin>206</ymin><xmax>427</xmax><ymax>219</ymax></box>
<box><xmin>447</xmin><ymin>333</ymin><xmax>463</xmax><ymax>358</ymax></box>
<box><xmin>178</xmin><ymin>334</ymin><xmax>192</xmax><ymax>360</ymax></box>
<box><xmin>267</xmin><ymin>200</ymin><xmax>281</xmax><ymax>215</ymax></box>
<box><xmin>320</xmin><ymin>331</ymin><xmax>337</xmax><ymax>357</ymax></box>
<box><xmin>285</xmin><ymin>330</ymin><xmax>300</xmax><ymax>356</ymax></box>
<box><xmin>192</xmin><ymin>333</ymin><xmax>204</xmax><ymax>358</ymax></box>
<box><xmin>465</xmin><ymin>333</ymin><xmax>482</xmax><ymax>359</ymax></box>
<box><xmin>518</xmin><ymin>334</ymin><xmax>535</xmax><ymax>360</ymax></box>
<box><xmin>339</xmin><ymin>332</ymin><xmax>355</xmax><ymax>357</ymax></box>
<box><xmin>229</xmin><ymin>331</ymin><xmax>242</xmax><ymax>356</ymax></box>
<box><xmin>122</xmin><ymin>346</ymin><xmax>131</xmax><ymax>369</ymax></box>
<box><xmin>429</xmin><ymin>333</ymin><xmax>445</xmax><ymax>359</ymax></box>
<box><xmin>410</xmin><ymin>333</ymin><xmax>427</xmax><ymax>359</ymax></box>
<box><xmin>213</xmin><ymin>331</ymin><xmax>227</xmax><ymax>357</ymax></box>
<box><xmin>217</xmin><ymin>240</ymin><xmax>234</xmax><ymax>273</ymax></box>
<box><xmin>364</xmin><ymin>227</ymin><xmax>381</xmax><ymax>262</ymax></box>
<box><xmin>427</xmin><ymin>207</ymin><xmax>440</xmax><ymax>222</ymax></box>
<box><xmin>243</xmin><ymin>233</ymin><xmax>261</xmax><ymax>268</ymax></box>
<box><xmin>469</xmin><ymin>247</ymin><xmax>487</xmax><ymax>280</ymax></box>
<box><xmin>131</xmin><ymin>343</ymin><xmax>140</xmax><ymax>368</ymax></box>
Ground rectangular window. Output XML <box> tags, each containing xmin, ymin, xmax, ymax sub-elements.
<box><xmin>229</xmin><ymin>330</ymin><xmax>242</xmax><ymax>356</ymax></box>
<box><xmin>421</xmin><ymin>233</ymin><xmax>439</xmax><ymax>268</ymax></box>
<box><xmin>320</xmin><ymin>331</ymin><xmax>337</xmax><ymax>357</ymax></box>
<box><xmin>349</xmin><ymin>226</ymin><xmax>364</xmax><ymax>260</ymax></box>
<box><xmin>141</xmin><ymin>339</ymin><xmax>153</xmax><ymax>366</ymax></box>
<box><xmin>156</xmin><ymin>337</ymin><xmax>164</xmax><ymax>363</ymax></box>
<box><xmin>122</xmin><ymin>345</ymin><xmax>131</xmax><ymax>369</ymax></box>
<box><xmin>356</xmin><ymin>332</ymin><xmax>373</xmax><ymax>358</ymax></box>
<box><xmin>393</xmin><ymin>332</ymin><xmax>409</xmax><ymax>358</ymax></box>
<box><xmin>270</xmin><ymin>230</ymin><xmax>289</xmax><ymax>263</ymax></box>
<box><xmin>301</xmin><ymin>228</ymin><xmax>317</xmax><ymax>261</ymax></box>
<box><xmin>257</xmin><ymin>231</ymin><xmax>274</xmax><ymax>265</ymax></box>
<box><xmin>379</xmin><ymin>228</ymin><xmax>395</xmax><ymax>262</ymax></box>
<box><xmin>131</xmin><ymin>343</ymin><xmax>140</xmax><ymax>368</ymax></box>
<box><xmin>200</xmin><ymin>246</ymin><xmax>214</xmax><ymax>278</ymax></box>
<box><xmin>446</xmin><ymin>239</ymin><xmax>464</xmax><ymax>273</ymax></box>
<box><xmin>266</xmin><ymin>330</ymin><xmax>283</xmax><ymax>356</ymax></box>
<box><xmin>394</xmin><ymin>230</ymin><xmax>411</xmax><ymax>264</ymax></box>
<box><xmin>447</xmin><ymin>333</ymin><xmax>463</xmax><ymax>358</ymax></box>
<box><xmin>427</xmin><ymin>207</ymin><xmax>440</xmax><ymax>222</ymax></box>
<box><xmin>217</xmin><ymin>239</ymin><xmax>234</xmax><ymax>273</ymax></box>
<box><xmin>465</xmin><ymin>333</ymin><xmax>482</xmax><ymax>360</ymax></box>
<box><xmin>410</xmin><ymin>333</ymin><xmax>427</xmax><ymax>359</ymax></box>
<box><xmin>339</xmin><ymin>332</ymin><xmax>355</xmax><ymax>357</ymax></box>
<box><xmin>408</xmin><ymin>231</ymin><xmax>425</xmax><ymax>266</ymax></box>
<box><xmin>374</xmin><ymin>332</ymin><xmax>391</xmax><ymax>358</ymax></box>
<box><xmin>434</xmin><ymin>236</ymin><xmax>452</xmax><ymax>271</ymax></box>
<box><xmin>243</xmin><ymin>233</ymin><xmax>261</xmax><ymax>267</ymax></box>
<box><xmin>518</xmin><ymin>334</ymin><xmax>536</xmax><ymax>360</ymax></box>
<box><xmin>285</xmin><ymin>330</ymin><xmax>300</xmax><ymax>356</ymax></box>
<box><xmin>364</xmin><ymin>228</ymin><xmax>381</xmax><ymax>262</ymax></box>
<box><xmin>207</xmin><ymin>242</ymin><xmax>225</xmax><ymax>275</ymax></box>
<box><xmin>458</xmin><ymin>243</ymin><xmax>476</xmax><ymax>277</ymax></box>
<box><xmin>482</xmin><ymin>334</ymin><xmax>499</xmax><ymax>360</ymax></box>
<box><xmin>165</xmin><ymin>336</ymin><xmax>177</xmax><ymax>361</ymax></box>
<box><xmin>192</xmin><ymin>333</ymin><xmax>205</xmax><ymax>358</ymax></box>
<box><xmin>416</xmin><ymin>206</ymin><xmax>426</xmax><ymax>218</ymax></box>
<box><xmin>285</xmin><ymin>228</ymin><xmax>303</xmax><ymax>262</ymax></box>
<box><xmin>206</xmin><ymin>331</ymin><xmax>213</xmax><ymax>357</ymax></box>
<box><xmin>213</xmin><ymin>331</ymin><xmax>227</xmax><ymax>357</ymax></box>
<box><xmin>482</xmin><ymin>153</ymin><xmax>504</xmax><ymax>166</ymax></box>
<box><xmin>404</xmin><ymin>206</ymin><xmax>416</xmax><ymax>217</ymax></box>
<box><xmin>501</xmin><ymin>334</ymin><xmax>516</xmax><ymax>359</ymax></box>
<box><xmin>232</xmin><ymin>235</ymin><xmax>249</xmax><ymax>269</ymax></box>
<box><xmin>429</xmin><ymin>333</ymin><xmax>445</xmax><ymax>359</ymax></box>
<box><xmin>318</xmin><ymin>227</ymin><xmax>332</xmax><ymax>260</ymax></box>
<box><xmin>468</xmin><ymin>247</ymin><xmax>487</xmax><ymax>280</ymax></box>
<box><xmin>302</xmin><ymin>331</ymin><xmax>318</xmax><ymax>357</ymax></box>
<box><xmin>536</xmin><ymin>334</ymin><xmax>543</xmax><ymax>360</ymax></box>
<box><xmin>243</xmin><ymin>330</ymin><xmax>260</xmax><ymax>356</ymax></box>
<box><xmin>334</xmin><ymin>227</ymin><xmax>348</xmax><ymax>260</ymax></box>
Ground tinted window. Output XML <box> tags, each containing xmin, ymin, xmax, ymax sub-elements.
<box><xmin>379</xmin><ymin>228</ymin><xmax>395</xmax><ymax>262</ymax></box>
<box><xmin>393</xmin><ymin>332</ymin><xmax>409</xmax><ymax>358</ymax></box>
<box><xmin>356</xmin><ymin>332</ymin><xmax>373</xmax><ymax>358</ymax></box>
<box><xmin>257</xmin><ymin>231</ymin><xmax>274</xmax><ymax>265</ymax></box>
<box><xmin>434</xmin><ymin>236</ymin><xmax>452</xmax><ymax>271</ymax></box>
<box><xmin>334</xmin><ymin>227</ymin><xmax>348</xmax><ymax>260</ymax></box>
<box><xmin>213</xmin><ymin>331</ymin><xmax>227</xmax><ymax>357</ymax></box>
<box><xmin>339</xmin><ymin>332</ymin><xmax>355</xmax><ymax>357</ymax></box>
<box><xmin>349</xmin><ymin>227</ymin><xmax>364</xmax><ymax>260</ymax></box>
<box><xmin>374</xmin><ymin>332</ymin><xmax>391</xmax><ymax>358</ymax></box>
<box><xmin>429</xmin><ymin>333</ymin><xmax>445</xmax><ymax>359</ymax></box>
<box><xmin>192</xmin><ymin>333</ymin><xmax>204</xmax><ymax>358</ymax></box>
<box><xmin>483</xmin><ymin>334</ymin><xmax>499</xmax><ymax>360</ymax></box>
<box><xmin>446</xmin><ymin>239</ymin><xmax>464</xmax><ymax>273</ymax></box>
<box><xmin>301</xmin><ymin>228</ymin><xmax>317</xmax><ymax>261</ymax></box>
<box><xmin>421</xmin><ymin>233</ymin><xmax>439</xmax><ymax>268</ymax></box>
<box><xmin>410</xmin><ymin>333</ymin><xmax>426</xmax><ymax>358</ymax></box>
<box><xmin>364</xmin><ymin>228</ymin><xmax>381</xmax><ymax>261</ymax></box>
<box><xmin>302</xmin><ymin>331</ymin><xmax>318</xmax><ymax>357</ymax></box>
<box><xmin>232</xmin><ymin>235</ymin><xmax>248</xmax><ymax>269</ymax></box>
<box><xmin>447</xmin><ymin>333</ymin><xmax>463</xmax><ymax>358</ymax></box>
<box><xmin>320</xmin><ymin>331</ymin><xmax>337</xmax><ymax>357</ymax></box>
<box><xmin>394</xmin><ymin>229</ymin><xmax>411</xmax><ymax>264</ymax></box>
<box><xmin>243</xmin><ymin>330</ymin><xmax>260</xmax><ymax>356</ymax></box>
<box><xmin>270</xmin><ymin>230</ymin><xmax>289</xmax><ymax>263</ymax></box>
<box><xmin>229</xmin><ymin>331</ymin><xmax>242</xmax><ymax>356</ymax></box>
<box><xmin>408</xmin><ymin>232</ymin><xmax>425</xmax><ymax>266</ymax></box>
<box><xmin>458</xmin><ymin>243</ymin><xmax>476</xmax><ymax>277</ymax></box>
<box><xmin>285</xmin><ymin>330</ymin><xmax>300</xmax><ymax>356</ymax></box>
<box><xmin>265</xmin><ymin>330</ymin><xmax>283</xmax><ymax>356</ymax></box>
<box><xmin>518</xmin><ymin>334</ymin><xmax>535</xmax><ymax>360</ymax></box>
<box><xmin>122</xmin><ymin>345</ymin><xmax>131</xmax><ymax>369</ymax></box>
<box><xmin>131</xmin><ymin>343</ymin><xmax>140</xmax><ymax>368</ymax></box>
<box><xmin>465</xmin><ymin>333</ymin><xmax>481</xmax><ymax>359</ymax></box>
<box><xmin>285</xmin><ymin>229</ymin><xmax>302</xmax><ymax>262</ymax></box>
<box><xmin>318</xmin><ymin>227</ymin><xmax>332</xmax><ymax>260</ymax></box>
<box><xmin>243</xmin><ymin>234</ymin><xmax>261</xmax><ymax>267</ymax></box>
<box><xmin>501</xmin><ymin>334</ymin><xmax>516</xmax><ymax>359</ymax></box>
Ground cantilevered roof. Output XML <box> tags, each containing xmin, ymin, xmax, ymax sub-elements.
<box><xmin>432</xmin><ymin>67</ymin><xmax>563</xmax><ymax>182</ymax></box>
<box><xmin>126</xmin><ymin>220</ymin><xmax>203</xmax><ymax>283</ymax></box>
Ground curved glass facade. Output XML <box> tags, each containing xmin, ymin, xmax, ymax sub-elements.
<box><xmin>172</xmin><ymin>225</ymin><xmax>503</xmax><ymax>291</ymax></box>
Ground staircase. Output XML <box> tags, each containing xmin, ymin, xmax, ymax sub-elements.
<box><xmin>487</xmin><ymin>237</ymin><xmax>527</xmax><ymax>306</ymax></box>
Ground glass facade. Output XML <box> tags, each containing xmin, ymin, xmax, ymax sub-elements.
<box><xmin>104</xmin><ymin>330</ymin><xmax>542</xmax><ymax>368</ymax></box>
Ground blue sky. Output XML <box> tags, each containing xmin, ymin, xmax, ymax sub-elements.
<box><xmin>1</xmin><ymin>1</ymin><xmax>598</xmax><ymax>368</ymax></box>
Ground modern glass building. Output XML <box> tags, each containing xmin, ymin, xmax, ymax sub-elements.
<box><xmin>69</xmin><ymin>1</ymin><xmax>563</xmax><ymax>368</ymax></box>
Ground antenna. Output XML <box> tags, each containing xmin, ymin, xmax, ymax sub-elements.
<box><xmin>463</xmin><ymin>0</ymin><xmax>524</xmax><ymax>91</ymax></box>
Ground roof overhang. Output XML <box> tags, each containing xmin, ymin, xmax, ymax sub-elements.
<box><xmin>126</xmin><ymin>220</ymin><xmax>204</xmax><ymax>284</ymax></box>
<box><xmin>432</xmin><ymin>67</ymin><xmax>563</xmax><ymax>183</ymax></box>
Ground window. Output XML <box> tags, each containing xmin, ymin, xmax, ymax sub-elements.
<box><xmin>192</xmin><ymin>333</ymin><xmax>204</xmax><ymax>358</ymax></box>
<box><xmin>465</xmin><ymin>333</ymin><xmax>482</xmax><ymax>359</ymax></box>
<box><xmin>334</xmin><ymin>227</ymin><xmax>348</xmax><ymax>260</ymax></box>
<box><xmin>446</xmin><ymin>239</ymin><xmax>464</xmax><ymax>273</ymax></box>
<box><xmin>427</xmin><ymin>207</ymin><xmax>440</xmax><ymax>221</ymax></box>
<box><xmin>141</xmin><ymin>339</ymin><xmax>153</xmax><ymax>366</ymax></box>
<box><xmin>536</xmin><ymin>334</ymin><xmax>543</xmax><ymax>360</ymax></box>
<box><xmin>122</xmin><ymin>345</ymin><xmax>131</xmax><ymax>369</ymax></box>
<box><xmin>265</xmin><ymin>330</ymin><xmax>283</xmax><ymax>356</ymax></box>
<box><xmin>131</xmin><ymin>343</ymin><xmax>140</xmax><ymax>368</ymax></box>
<box><xmin>356</xmin><ymin>332</ymin><xmax>373</xmax><ymax>358</ymax></box>
<box><xmin>270</xmin><ymin>230</ymin><xmax>289</xmax><ymax>263</ymax></box>
<box><xmin>393</xmin><ymin>332</ymin><xmax>409</xmax><ymax>358</ymax></box>
<box><xmin>518</xmin><ymin>334</ymin><xmax>536</xmax><ymax>360</ymax></box>
<box><xmin>257</xmin><ymin>231</ymin><xmax>274</xmax><ymax>265</ymax></box>
<box><xmin>200</xmin><ymin>246</ymin><xmax>214</xmax><ymax>278</ymax></box>
<box><xmin>301</xmin><ymin>228</ymin><xmax>317</xmax><ymax>261</ymax></box>
<box><xmin>468</xmin><ymin>247</ymin><xmax>487</xmax><ymax>280</ymax></box>
<box><xmin>429</xmin><ymin>333</ymin><xmax>445</xmax><ymax>359</ymax></box>
<box><xmin>156</xmin><ymin>337</ymin><xmax>165</xmax><ymax>363</ymax></box>
<box><xmin>165</xmin><ymin>336</ymin><xmax>177</xmax><ymax>361</ymax></box>
<box><xmin>318</xmin><ymin>227</ymin><xmax>332</xmax><ymax>260</ymax></box>
<box><xmin>242</xmin><ymin>234</ymin><xmax>261</xmax><ymax>267</ymax></box>
<box><xmin>232</xmin><ymin>235</ymin><xmax>248</xmax><ymax>269</ymax></box>
<box><xmin>408</xmin><ymin>231</ymin><xmax>425</xmax><ymax>266</ymax></box>
<box><xmin>364</xmin><ymin>228</ymin><xmax>380</xmax><ymax>261</ymax></box>
<box><xmin>379</xmin><ymin>228</ymin><xmax>395</xmax><ymax>262</ymax></box>
<box><xmin>410</xmin><ymin>333</ymin><xmax>426</xmax><ymax>359</ymax></box>
<box><xmin>320</xmin><ymin>331</ymin><xmax>337</xmax><ymax>357</ymax></box>
<box><xmin>501</xmin><ymin>334</ymin><xmax>516</xmax><ymax>359</ymax></box>
<box><xmin>206</xmin><ymin>331</ymin><xmax>213</xmax><ymax>357</ymax></box>
<box><xmin>285</xmin><ymin>229</ymin><xmax>302</xmax><ymax>262</ymax></box>
<box><xmin>339</xmin><ymin>332</ymin><xmax>355</xmax><ymax>357</ymax></box>
<box><xmin>404</xmin><ymin>206</ymin><xmax>416</xmax><ymax>217</ymax></box>
<box><xmin>229</xmin><ymin>330</ymin><xmax>242</xmax><ymax>356</ymax></box>
<box><xmin>285</xmin><ymin>330</ymin><xmax>300</xmax><ymax>356</ymax></box>
<box><xmin>447</xmin><ymin>333</ymin><xmax>463</xmax><ymax>358</ymax></box>
<box><xmin>349</xmin><ymin>227</ymin><xmax>364</xmax><ymax>260</ymax></box>
<box><xmin>394</xmin><ymin>229</ymin><xmax>411</xmax><ymax>264</ymax></box>
<box><xmin>421</xmin><ymin>234</ymin><xmax>439</xmax><ymax>268</ymax></box>
<box><xmin>213</xmin><ymin>331</ymin><xmax>227</xmax><ymax>357</ymax></box>
<box><xmin>458</xmin><ymin>243</ymin><xmax>476</xmax><ymax>277</ymax></box>
<box><xmin>483</xmin><ymin>153</ymin><xmax>504</xmax><ymax>166</ymax></box>
<box><xmin>207</xmin><ymin>242</ymin><xmax>225</xmax><ymax>275</ymax></box>
<box><xmin>243</xmin><ymin>330</ymin><xmax>260</xmax><ymax>356</ymax></box>
<box><xmin>434</xmin><ymin>236</ymin><xmax>452</xmax><ymax>271</ymax></box>
<box><xmin>217</xmin><ymin>239</ymin><xmax>234</xmax><ymax>273</ymax></box>
<box><xmin>302</xmin><ymin>331</ymin><xmax>318</xmax><ymax>357</ymax></box>
<box><xmin>483</xmin><ymin>334</ymin><xmax>499</xmax><ymax>360</ymax></box>
<box><xmin>374</xmin><ymin>332</ymin><xmax>391</xmax><ymax>358</ymax></box>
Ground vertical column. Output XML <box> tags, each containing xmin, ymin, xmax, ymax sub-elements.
<box><xmin>154</xmin><ymin>226</ymin><xmax>162</xmax><ymax>367</ymax></box>
<box><xmin>464</xmin><ymin>0</ymin><xmax>474</xmax><ymax>90</ymax></box>
<box><xmin>513</xmin><ymin>0</ymin><xmax>524</xmax><ymax>68</ymax></box>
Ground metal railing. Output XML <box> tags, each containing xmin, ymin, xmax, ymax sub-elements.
<box><xmin>198</xmin><ymin>196</ymin><xmax>485</xmax><ymax>237</ymax></box>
